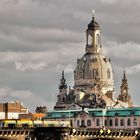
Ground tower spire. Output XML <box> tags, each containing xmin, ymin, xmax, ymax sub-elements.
<box><xmin>59</xmin><ymin>70</ymin><xmax>67</xmax><ymax>90</ymax></box>
<box><xmin>123</xmin><ymin>70</ymin><xmax>126</xmax><ymax>79</ymax></box>
<box><xmin>118</xmin><ymin>71</ymin><xmax>132</xmax><ymax>107</ymax></box>
<box><xmin>55</xmin><ymin>70</ymin><xmax>68</xmax><ymax>109</ymax></box>
<box><xmin>61</xmin><ymin>70</ymin><xmax>65</xmax><ymax>83</ymax></box>
<box><xmin>61</xmin><ymin>70</ymin><xmax>66</xmax><ymax>84</ymax></box>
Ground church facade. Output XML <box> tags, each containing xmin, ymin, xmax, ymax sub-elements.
<box><xmin>54</xmin><ymin>12</ymin><xmax>132</xmax><ymax>110</ymax></box>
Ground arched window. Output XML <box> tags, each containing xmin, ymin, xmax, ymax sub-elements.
<box><xmin>105</xmin><ymin>119</ymin><xmax>107</xmax><ymax>126</ymax></box>
<box><xmin>96</xmin><ymin>34</ymin><xmax>101</xmax><ymax>45</ymax></box>
<box><xmin>96</xmin><ymin>118</ymin><xmax>100</xmax><ymax>126</ymax></box>
<box><xmin>93</xmin><ymin>69</ymin><xmax>96</xmax><ymax>79</ymax></box>
<box><xmin>133</xmin><ymin>118</ymin><xmax>137</xmax><ymax>126</ymax></box>
<box><xmin>109</xmin><ymin>119</ymin><xmax>113</xmax><ymax>126</ymax></box>
<box><xmin>120</xmin><ymin>119</ymin><xmax>124</xmax><ymax>126</ymax></box>
<box><xmin>115</xmin><ymin>118</ymin><xmax>118</xmax><ymax>126</ymax></box>
<box><xmin>93</xmin><ymin>69</ymin><xmax>97</xmax><ymax>79</ymax></box>
<box><xmin>88</xmin><ymin>34</ymin><xmax>93</xmax><ymax>45</ymax></box>
<box><xmin>81</xmin><ymin>120</ymin><xmax>85</xmax><ymax>127</ymax></box>
<box><xmin>87</xmin><ymin>120</ymin><xmax>91</xmax><ymax>126</ymax></box>
<box><xmin>127</xmin><ymin>118</ymin><xmax>131</xmax><ymax>126</ymax></box>
<box><xmin>62</xmin><ymin>97</ymin><xmax>65</xmax><ymax>102</ymax></box>
<box><xmin>80</xmin><ymin>71</ymin><xmax>83</xmax><ymax>79</ymax></box>
<box><xmin>77</xmin><ymin>120</ymin><xmax>80</xmax><ymax>127</ymax></box>
<box><xmin>107</xmin><ymin>69</ymin><xmax>111</xmax><ymax>79</ymax></box>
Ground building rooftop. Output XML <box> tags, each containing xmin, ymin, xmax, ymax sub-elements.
<box><xmin>43</xmin><ymin>107</ymin><xmax>140</xmax><ymax>119</ymax></box>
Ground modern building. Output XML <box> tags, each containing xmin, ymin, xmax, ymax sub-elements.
<box><xmin>54</xmin><ymin>11</ymin><xmax>132</xmax><ymax>110</ymax></box>
<box><xmin>0</xmin><ymin>101</ymin><xmax>28</xmax><ymax>119</ymax></box>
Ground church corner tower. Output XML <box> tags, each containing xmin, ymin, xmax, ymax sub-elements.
<box><xmin>54</xmin><ymin>70</ymin><xmax>68</xmax><ymax>109</ymax></box>
<box><xmin>54</xmin><ymin>70</ymin><xmax>76</xmax><ymax>110</ymax></box>
<box><xmin>118</xmin><ymin>71</ymin><xmax>133</xmax><ymax>107</ymax></box>
<box><xmin>74</xmin><ymin>10</ymin><xmax>114</xmax><ymax>100</ymax></box>
<box><xmin>59</xmin><ymin>70</ymin><xmax>67</xmax><ymax>94</ymax></box>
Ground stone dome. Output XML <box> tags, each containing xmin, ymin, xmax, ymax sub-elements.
<box><xmin>74</xmin><ymin>51</ymin><xmax>114</xmax><ymax>95</ymax></box>
<box><xmin>73</xmin><ymin>12</ymin><xmax>114</xmax><ymax>97</ymax></box>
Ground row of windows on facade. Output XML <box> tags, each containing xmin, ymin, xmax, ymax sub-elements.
<box><xmin>78</xmin><ymin>69</ymin><xmax>111</xmax><ymax>79</ymax></box>
<box><xmin>77</xmin><ymin>118</ymin><xmax>138</xmax><ymax>127</ymax></box>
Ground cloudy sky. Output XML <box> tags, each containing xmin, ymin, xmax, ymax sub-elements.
<box><xmin>0</xmin><ymin>0</ymin><xmax>140</xmax><ymax>112</ymax></box>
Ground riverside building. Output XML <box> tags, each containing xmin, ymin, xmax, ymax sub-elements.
<box><xmin>44</xmin><ymin>11</ymin><xmax>137</xmax><ymax>130</ymax></box>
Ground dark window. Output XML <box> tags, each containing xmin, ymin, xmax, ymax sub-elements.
<box><xmin>77</xmin><ymin>120</ymin><xmax>79</xmax><ymax>127</ymax></box>
<box><xmin>107</xmin><ymin>69</ymin><xmax>111</xmax><ymax>79</ymax></box>
<box><xmin>120</xmin><ymin>119</ymin><xmax>124</xmax><ymax>126</ymax></box>
<box><xmin>109</xmin><ymin>119</ymin><xmax>113</xmax><ymax>126</ymax></box>
<box><xmin>8</xmin><ymin>123</ymin><xmax>16</xmax><ymax>128</ymax></box>
<box><xmin>115</xmin><ymin>118</ymin><xmax>118</xmax><ymax>126</ymax></box>
<box><xmin>105</xmin><ymin>119</ymin><xmax>107</xmax><ymax>126</ymax></box>
<box><xmin>87</xmin><ymin>120</ymin><xmax>91</xmax><ymax>126</ymax></box>
<box><xmin>127</xmin><ymin>118</ymin><xmax>131</xmax><ymax>126</ymax></box>
<box><xmin>93</xmin><ymin>69</ymin><xmax>96</xmax><ymax>79</ymax></box>
<box><xmin>96</xmin><ymin>118</ymin><xmax>100</xmax><ymax>126</ymax></box>
<box><xmin>81</xmin><ymin>120</ymin><xmax>85</xmax><ymax>126</ymax></box>
<box><xmin>133</xmin><ymin>118</ymin><xmax>137</xmax><ymax>126</ymax></box>
<box><xmin>62</xmin><ymin>97</ymin><xmax>65</xmax><ymax>102</ymax></box>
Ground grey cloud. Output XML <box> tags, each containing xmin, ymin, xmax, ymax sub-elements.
<box><xmin>55</xmin><ymin>64</ymin><xmax>74</xmax><ymax>74</ymax></box>
<box><xmin>126</xmin><ymin>64</ymin><xmax>140</xmax><ymax>75</ymax></box>
<box><xmin>0</xmin><ymin>0</ymin><xmax>140</xmax><ymax>109</ymax></box>
<box><xmin>15</xmin><ymin>61</ymin><xmax>47</xmax><ymax>71</ymax></box>
<box><xmin>104</xmin><ymin>41</ymin><xmax>140</xmax><ymax>66</ymax></box>
<box><xmin>0</xmin><ymin>25</ymin><xmax>83</xmax><ymax>44</ymax></box>
<box><xmin>0</xmin><ymin>0</ymin><xmax>85</xmax><ymax>30</ymax></box>
<box><xmin>0</xmin><ymin>87</ymin><xmax>53</xmax><ymax>111</ymax></box>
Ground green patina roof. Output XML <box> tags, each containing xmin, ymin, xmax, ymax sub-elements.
<box><xmin>45</xmin><ymin>109</ymin><xmax>82</xmax><ymax>119</ymax></box>
<box><xmin>43</xmin><ymin>107</ymin><xmax>140</xmax><ymax>119</ymax></box>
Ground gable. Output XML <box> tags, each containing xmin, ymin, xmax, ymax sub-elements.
<box><xmin>66</xmin><ymin>103</ymin><xmax>82</xmax><ymax>110</ymax></box>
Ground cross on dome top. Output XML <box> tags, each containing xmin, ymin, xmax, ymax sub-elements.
<box><xmin>92</xmin><ymin>9</ymin><xmax>95</xmax><ymax>17</ymax></box>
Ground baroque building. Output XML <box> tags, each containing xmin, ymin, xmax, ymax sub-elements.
<box><xmin>118</xmin><ymin>71</ymin><xmax>132</xmax><ymax>107</ymax></box>
<box><xmin>54</xmin><ymin>11</ymin><xmax>133</xmax><ymax>110</ymax></box>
